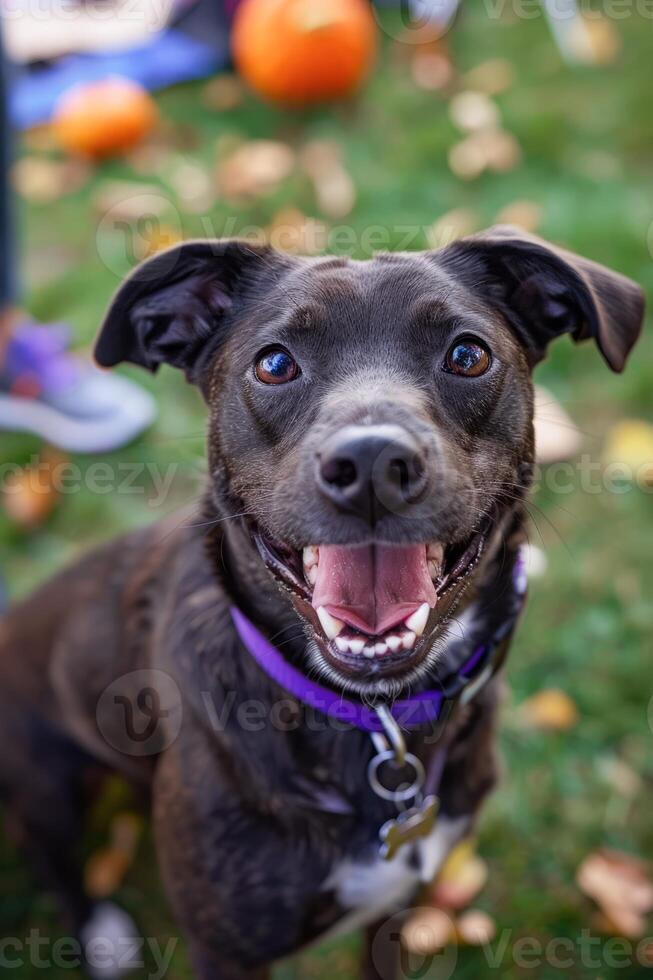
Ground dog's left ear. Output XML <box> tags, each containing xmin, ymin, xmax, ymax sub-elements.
<box><xmin>95</xmin><ymin>239</ymin><xmax>280</xmax><ymax>384</ymax></box>
<box><xmin>440</xmin><ymin>225</ymin><xmax>645</xmax><ymax>372</ymax></box>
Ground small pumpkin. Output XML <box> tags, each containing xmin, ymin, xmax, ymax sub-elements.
<box><xmin>232</xmin><ymin>0</ymin><xmax>377</xmax><ymax>106</ymax></box>
<box><xmin>53</xmin><ymin>77</ymin><xmax>157</xmax><ymax>159</ymax></box>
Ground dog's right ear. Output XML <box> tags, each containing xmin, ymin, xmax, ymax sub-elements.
<box><xmin>95</xmin><ymin>239</ymin><xmax>277</xmax><ymax>384</ymax></box>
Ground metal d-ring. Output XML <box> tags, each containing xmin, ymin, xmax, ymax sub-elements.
<box><xmin>374</xmin><ymin>704</ymin><xmax>407</xmax><ymax>766</ymax></box>
<box><xmin>367</xmin><ymin>749</ymin><xmax>426</xmax><ymax>804</ymax></box>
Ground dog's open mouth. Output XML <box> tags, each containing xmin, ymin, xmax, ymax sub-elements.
<box><xmin>252</xmin><ymin>527</ymin><xmax>487</xmax><ymax>678</ymax></box>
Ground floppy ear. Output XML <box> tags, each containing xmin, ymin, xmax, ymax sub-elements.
<box><xmin>440</xmin><ymin>225</ymin><xmax>645</xmax><ymax>372</ymax></box>
<box><xmin>94</xmin><ymin>239</ymin><xmax>278</xmax><ymax>384</ymax></box>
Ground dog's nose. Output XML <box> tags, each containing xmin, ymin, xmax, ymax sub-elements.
<box><xmin>317</xmin><ymin>424</ymin><xmax>428</xmax><ymax>522</ymax></box>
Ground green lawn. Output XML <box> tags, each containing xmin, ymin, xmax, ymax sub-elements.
<box><xmin>2</xmin><ymin>3</ymin><xmax>653</xmax><ymax>977</ymax></box>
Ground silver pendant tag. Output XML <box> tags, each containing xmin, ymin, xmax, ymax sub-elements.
<box><xmin>378</xmin><ymin>795</ymin><xmax>440</xmax><ymax>861</ymax></box>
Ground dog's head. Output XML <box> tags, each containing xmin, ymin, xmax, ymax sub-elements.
<box><xmin>96</xmin><ymin>227</ymin><xmax>644</xmax><ymax>695</ymax></box>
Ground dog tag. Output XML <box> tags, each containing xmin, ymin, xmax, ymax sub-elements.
<box><xmin>378</xmin><ymin>795</ymin><xmax>439</xmax><ymax>861</ymax></box>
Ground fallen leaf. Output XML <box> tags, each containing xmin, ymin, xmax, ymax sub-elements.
<box><xmin>456</xmin><ymin>909</ymin><xmax>496</xmax><ymax>945</ymax></box>
<box><xmin>426</xmin><ymin>208</ymin><xmax>478</xmax><ymax>248</ymax></box>
<box><xmin>432</xmin><ymin>838</ymin><xmax>488</xmax><ymax>909</ymax></box>
<box><xmin>533</xmin><ymin>385</ymin><xmax>583</xmax><ymax>464</ymax></box>
<box><xmin>165</xmin><ymin>158</ymin><xmax>215</xmax><ymax>214</ymax></box>
<box><xmin>449</xmin><ymin>91</ymin><xmax>500</xmax><ymax>133</ymax></box>
<box><xmin>3</xmin><ymin>452</ymin><xmax>66</xmax><ymax>528</ymax></box>
<box><xmin>217</xmin><ymin>140</ymin><xmax>295</xmax><ymax>202</ymax></box>
<box><xmin>401</xmin><ymin>907</ymin><xmax>455</xmax><ymax>954</ymax></box>
<box><xmin>568</xmin><ymin>13</ymin><xmax>621</xmax><ymax>65</ymax></box>
<box><xmin>202</xmin><ymin>74</ymin><xmax>244</xmax><ymax>111</ymax></box>
<box><xmin>448</xmin><ymin>135</ymin><xmax>487</xmax><ymax>180</ymax></box>
<box><xmin>602</xmin><ymin>420</ymin><xmax>653</xmax><ymax>487</ymax></box>
<box><xmin>300</xmin><ymin>140</ymin><xmax>356</xmax><ymax>219</ymax></box>
<box><xmin>518</xmin><ymin>689</ymin><xmax>579</xmax><ymax>731</ymax></box>
<box><xmin>84</xmin><ymin>812</ymin><xmax>143</xmax><ymax>899</ymax></box>
<box><xmin>267</xmin><ymin>208</ymin><xmax>328</xmax><ymax>254</ymax></box>
<box><xmin>495</xmin><ymin>199</ymin><xmax>542</xmax><ymax>233</ymax></box>
<box><xmin>578</xmin><ymin>850</ymin><xmax>653</xmax><ymax>939</ymax></box>
<box><xmin>92</xmin><ymin>180</ymin><xmax>171</xmax><ymax>221</ymax></box>
<box><xmin>12</xmin><ymin>156</ymin><xmax>90</xmax><ymax>203</ymax></box>
<box><xmin>463</xmin><ymin>59</ymin><xmax>515</xmax><ymax>96</ymax></box>
<box><xmin>478</xmin><ymin>128</ymin><xmax>521</xmax><ymax>173</ymax></box>
<box><xmin>411</xmin><ymin>51</ymin><xmax>454</xmax><ymax>91</ymax></box>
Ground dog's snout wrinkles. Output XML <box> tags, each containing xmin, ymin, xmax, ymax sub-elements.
<box><xmin>317</xmin><ymin>424</ymin><xmax>428</xmax><ymax>523</ymax></box>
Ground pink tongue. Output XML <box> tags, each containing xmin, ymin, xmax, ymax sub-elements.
<box><xmin>312</xmin><ymin>543</ymin><xmax>437</xmax><ymax>635</ymax></box>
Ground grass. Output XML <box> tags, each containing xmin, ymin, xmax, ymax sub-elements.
<box><xmin>2</xmin><ymin>3</ymin><xmax>653</xmax><ymax>977</ymax></box>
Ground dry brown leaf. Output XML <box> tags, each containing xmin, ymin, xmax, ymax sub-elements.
<box><xmin>463</xmin><ymin>59</ymin><xmax>515</xmax><ymax>96</ymax></box>
<box><xmin>300</xmin><ymin>141</ymin><xmax>356</xmax><ymax>220</ymax></box>
<box><xmin>411</xmin><ymin>51</ymin><xmax>454</xmax><ymax>91</ymax></box>
<box><xmin>578</xmin><ymin>850</ymin><xmax>653</xmax><ymax>939</ymax></box>
<box><xmin>533</xmin><ymin>385</ymin><xmax>583</xmax><ymax>464</ymax></box>
<box><xmin>568</xmin><ymin>14</ymin><xmax>621</xmax><ymax>65</ymax></box>
<box><xmin>12</xmin><ymin>156</ymin><xmax>90</xmax><ymax>203</ymax></box>
<box><xmin>518</xmin><ymin>689</ymin><xmax>579</xmax><ymax>731</ymax></box>
<box><xmin>401</xmin><ymin>907</ymin><xmax>455</xmax><ymax>954</ymax></box>
<box><xmin>449</xmin><ymin>91</ymin><xmax>500</xmax><ymax>133</ymax></box>
<box><xmin>448</xmin><ymin>136</ymin><xmax>487</xmax><ymax>181</ymax></box>
<box><xmin>495</xmin><ymin>200</ymin><xmax>542</xmax><ymax>233</ymax></box>
<box><xmin>217</xmin><ymin>140</ymin><xmax>295</xmax><ymax>202</ymax></box>
<box><xmin>602</xmin><ymin>420</ymin><xmax>653</xmax><ymax>487</ymax></box>
<box><xmin>92</xmin><ymin>180</ymin><xmax>170</xmax><ymax>221</ymax></box>
<box><xmin>478</xmin><ymin>128</ymin><xmax>521</xmax><ymax>173</ymax></box>
<box><xmin>202</xmin><ymin>74</ymin><xmax>244</xmax><ymax>111</ymax></box>
<box><xmin>267</xmin><ymin>208</ymin><xmax>328</xmax><ymax>255</ymax></box>
<box><xmin>426</xmin><ymin>208</ymin><xmax>478</xmax><ymax>248</ymax></box>
<box><xmin>3</xmin><ymin>452</ymin><xmax>66</xmax><ymax>528</ymax></box>
<box><xmin>85</xmin><ymin>848</ymin><xmax>132</xmax><ymax>899</ymax></box>
<box><xmin>456</xmin><ymin>909</ymin><xmax>496</xmax><ymax>945</ymax></box>
<box><xmin>432</xmin><ymin>838</ymin><xmax>488</xmax><ymax>910</ymax></box>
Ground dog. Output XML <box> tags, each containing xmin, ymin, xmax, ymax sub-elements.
<box><xmin>0</xmin><ymin>226</ymin><xmax>644</xmax><ymax>980</ymax></box>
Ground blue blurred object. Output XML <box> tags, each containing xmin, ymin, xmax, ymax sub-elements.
<box><xmin>9</xmin><ymin>29</ymin><xmax>226</xmax><ymax>130</ymax></box>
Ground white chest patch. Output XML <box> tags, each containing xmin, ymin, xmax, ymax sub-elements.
<box><xmin>322</xmin><ymin>815</ymin><xmax>469</xmax><ymax>938</ymax></box>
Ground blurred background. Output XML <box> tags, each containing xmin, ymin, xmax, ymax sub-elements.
<box><xmin>0</xmin><ymin>0</ymin><xmax>652</xmax><ymax>976</ymax></box>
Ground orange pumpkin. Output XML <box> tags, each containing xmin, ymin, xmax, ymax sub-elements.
<box><xmin>232</xmin><ymin>0</ymin><xmax>377</xmax><ymax>105</ymax></box>
<box><xmin>53</xmin><ymin>77</ymin><xmax>157</xmax><ymax>159</ymax></box>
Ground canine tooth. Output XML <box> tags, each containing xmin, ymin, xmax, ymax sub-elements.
<box><xmin>402</xmin><ymin>631</ymin><xmax>417</xmax><ymax>650</ymax></box>
<box><xmin>363</xmin><ymin>645</ymin><xmax>376</xmax><ymax>659</ymax></box>
<box><xmin>427</xmin><ymin>542</ymin><xmax>444</xmax><ymax>562</ymax></box>
<box><xmin>303</xmin><ymin>545</ymin><xmax>319</xmax><ymax>568</ymax></box>
<box><xmin>428</xmin><ymin>560</ymin><xmax>440</xmax><ymax>580</ymax></box>
<box><xmin>374</xmin><ymin>642</ymin><xmax>388</xmax><ymax>655</ymax></box>
<box><xmin>306</xmin><ymin>565</ymin><xmax>318</xmax><ymax>586</ymax></box>
<box><xmin>317</xmin><ymin>606</ymin><xmax>345</xmax><ymax>639</ymax></box>
<box><xmin>386</xmin><ymin>634</ymin><xmax>402</xmax><ymax>653</ymax></box>
<box><xmin>349</xmin><ymin>638</ymin><xmax>365</xmax><ymax>655</ymax></box>
<box><xmin>404</xmin><ymin>603</ymin><xmax>430</xmax><ymax>637</ymax></box>
<box><xmin>335</xmin><ymin>636</ymin><xmax>349</xmax><ymax>652</ymax></box>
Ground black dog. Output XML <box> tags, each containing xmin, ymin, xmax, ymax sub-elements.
<box><xmin>0</xmin><ymin>227</ymin><xmax>644</xmax><ymax>979</ymax></box>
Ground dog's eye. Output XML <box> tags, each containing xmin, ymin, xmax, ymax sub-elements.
<box><xmin>254</xmin><ymin>348</ymin><xmax>300</xmax><ymax>385</ymax></box>
<box><xmin>444</xmin><ymin>338</ymin><xmax>492</xmax><ymax>377</ymax></box>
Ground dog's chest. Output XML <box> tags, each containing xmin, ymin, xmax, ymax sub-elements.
<box><xmin>322</xmin><ymin>814</ymin><xmax>467</xmax><ymax>936</ymax></box>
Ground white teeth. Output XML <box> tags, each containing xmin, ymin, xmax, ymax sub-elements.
<box><xmin>317</xmin><ymin>606</ymin><xmax>345</xmax><ymax>639</ymax></box>
<box><xmin>427</xmin><ymin>542</ymin><xmax>444</xmax><ymax>562</ymax></box>
<box><xmin>404</xmin><ymin>602</ymin><xmax>430</xmax><ymax>637</ymax></box>
<box><xmin>335</xmin><ymin>636</ymin><xmax>349</xmax><ymax>652</ymax></box>
<box><xmin>375</xmin><ymin>642</ymin><xmax>388</xmax><ymax>655</ymax></box>
<box><xmin>363</xmin><ymin>645</ymin><xmax>376</xmax><ymax>659</ymax></box>
<box><xmin>402</xmin><ymin>631</ymin><xmax>417</xmax><ymax>650</ymax></box>
<box><xmin>303</xmin><ymin>545</ymin><xmax>319</xmax><ymax>568</ymax></box>
<box><xmin>349</xmin><ymin>638</ymin><xmax>365</xmax><ymax>655</ymax></box>
<box><xmin>386</xmin><ymin>634</ymin><xmax>402</xmax><ymax>652</ymax></box>
<box><xmin>428</xmin><ymin>560</ymin><xmax>440</xmax><ymax>580</ymax></box>
<box><xmin>306</xmin><ymin>565</ymin><xmax>318</xmax><ymax>586</ymax></box>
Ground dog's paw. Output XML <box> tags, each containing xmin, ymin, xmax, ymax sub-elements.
<box><xmin>80</xmin><ymin>902</ymin><xmax>139</xmax><ymax>980</ymax></box>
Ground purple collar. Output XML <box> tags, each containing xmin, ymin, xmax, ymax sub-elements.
<box><xmin>230</xmin><ymin>550</ymin><xmax>526</xmax><ymax>734</ymax></box>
